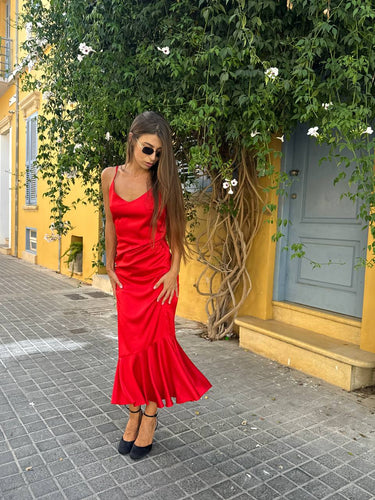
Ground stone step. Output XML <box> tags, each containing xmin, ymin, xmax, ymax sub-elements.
<box><xmin>272</xmin><ymin>301</ymin><xmax>361</xmax><ymax>345</ymax></box>
<box><xmin>0</xmin><ymin>245</ymin><xmax>11</xmax><ymax>255</ymax></box>
<box><xmin>92</xmin><ymin>273</ymin><xmax>113</xmax><ymax>295</ymax></box>
<box><xmin>236</xmin><ymin>315</ymin><xmax>375</xmax><ymax>391</ymax></box>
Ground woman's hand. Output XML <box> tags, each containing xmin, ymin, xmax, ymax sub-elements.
<box><xmin>153</xmin><ymin>270</ymin><xmax>178</xmax><ymax>305</ymax></box>
<box><xmin>107</xmin><ymin>268</ymin><xmax>123</xmax><ymax>296</ymax></box>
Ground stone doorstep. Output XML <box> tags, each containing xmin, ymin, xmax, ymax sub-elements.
<box><xmin>0</xmin><ymin>245</ymin><xmax>11</xmax><ymax>255</ymax></box>
<box><xmin>21</xmin><ymin>250</ymin><xmax>37</xmax><ymax>264</ymax></box>
<box><xmin>92</xmin><ymin>273</ymin><xmax>113</xmax><ymax>295</ymax></box>
<box><xmin>272</xmin><ymin>300</ymin><xmax>361</xmax><ymax>345</ymax></box>
<box><xmin>236</xmin><ymin>315</ymin><xmax>375</xmax><ymax>391</ymax></box>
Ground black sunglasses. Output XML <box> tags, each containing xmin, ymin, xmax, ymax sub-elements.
<box><xmin>136</xmin><ymin>138</ymin><xmax>161</xmax><ymax>158</ymax></box>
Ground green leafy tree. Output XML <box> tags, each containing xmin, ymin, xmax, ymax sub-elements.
<box><xmin>21</xmin><ymin>0</ymin><xmax>375</xmax><ymax>339</ymax></box>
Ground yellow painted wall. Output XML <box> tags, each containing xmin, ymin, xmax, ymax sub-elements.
<box><xmin>23</xmin><ymin>178</ymin><xmax>100</xmax><ymax>283</ymax></box>
<box><xmin>177</xmin><ymin>205</ymin><xmax>220</xmax><ymax>322</ymax></box>
<box><xmin>0</xmin><ymin>0</ymin><xmax>8</xmax><ymax>39</ymax></box>
<box><xmin>360</xmin><ymin>228</ymin><xmax>375</xmax><ymax>353</ymax></box>
<box><xmin>238</xmin><ymin>140</ymin><xmax>281</xmax><ymax>319</ymax></box>
<box><xmin>58</xmin><ymin>187</ymin><xmax>101</xmax><ymax>282</ymax></box>
<box><xmin>0</xmin><ymin>86</ymin><xmax>15</xmax><ymax>108</ymax></box>
<box><xmin>177</xmin><ymin>256</ymin><xmax>209</xmax><ymax>322</ymax></box>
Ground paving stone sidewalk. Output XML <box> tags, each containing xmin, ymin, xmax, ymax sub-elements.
<box><xmin>0</xmin><ymin>253</ymin><xmax>375</xmax><ymax>500</ymax></box>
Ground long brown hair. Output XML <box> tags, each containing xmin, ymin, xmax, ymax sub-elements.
<box><xmin>125</xmin><ymin>111</ymin><xmax>187</xmax><ymax>261</ymax></box>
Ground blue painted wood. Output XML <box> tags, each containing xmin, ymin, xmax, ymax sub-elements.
<box><xmin>274</xmin><ymin>125</ymin><xmax>367</xmax><ymax>318</ymax></box>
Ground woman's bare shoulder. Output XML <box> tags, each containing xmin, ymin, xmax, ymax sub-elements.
<box><xmin>101</xmin><ymin>166</ymin><xmax>116</xmax><ymax>185</ymax></box>
<box><xmin>101</xmin><ymin>165</ymin><xmax>116</xmax><ymax>179</ymax></box>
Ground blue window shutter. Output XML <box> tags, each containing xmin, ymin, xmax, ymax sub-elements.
<box><xmin>25</xmin><ymin>118</ymin><xmax>30</xmax><ymax>204</ymax></box>
<box><xmin>30</xmin><ymin>115</ymin><xmax>38</xmax><ymax>204</ymax></box>
<box><xmin>26</xmin><ymin>114</ymin><xmax>38</xmax><ymax>205</ymax></box>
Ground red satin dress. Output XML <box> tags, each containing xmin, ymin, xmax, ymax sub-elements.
<box><xmin>109</xmin><ymin>167</ymin><xmax>212</xmax><ymax>408</ymax></box>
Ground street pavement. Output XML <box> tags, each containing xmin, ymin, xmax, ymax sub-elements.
<box><xmin>0</xmin><ymin>253</ymin><xmax>375</xmax><ymax>500</ymax></box>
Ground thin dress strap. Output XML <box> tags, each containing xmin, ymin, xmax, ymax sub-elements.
<box><xmin>110</xmin><ymin>166</ymin><xmax>119</xmax><ymax>192</ymax></box>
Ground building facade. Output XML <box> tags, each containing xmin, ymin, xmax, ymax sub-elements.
<box><xmin>0</xmin><ymin>0</ymin><xmax>100</xmax><ymax>282</ymax></box>
<box><xmin>1</xmin><ymin>0</ymin><xmax>374</xmax><ymax>391</ymax></box>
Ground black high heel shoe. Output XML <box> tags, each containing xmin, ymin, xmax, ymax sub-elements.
<box><xmin>129</xmin><ymin>411</ymin><xmax>158</xmax><ymax>460</ymax></box>
<box><xmin>118</xmin><ymin>406</ymin><xmax>142</xmax><ymax>455</ymax></box>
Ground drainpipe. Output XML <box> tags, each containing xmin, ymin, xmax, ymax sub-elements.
<box><xmin>14</xmin><ymin>0</ymin><xmax>19</xmax><ymax>257</ymax></box>
<box><xmin>57</xmin><ymin>234</ymin><xmax>61</xmax><ymax>272</ymax></box>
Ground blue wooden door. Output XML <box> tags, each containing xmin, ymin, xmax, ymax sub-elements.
<box><xmin>275</xmin><ymin>126</ymin><xmax>367</xmax><ymax>318</ymax></box>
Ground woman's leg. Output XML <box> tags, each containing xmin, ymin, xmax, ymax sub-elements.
<box><xmin>134</xmin><ymin>401</ymin><xmax>158</xmax><ymax>447</ymax></box>
<box><xmin>123</xmin><ymin>404</ymin><xmax>142</xmax><ymax>441</ymax></box>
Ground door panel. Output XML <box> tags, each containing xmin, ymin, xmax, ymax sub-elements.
<box><xmin>279</xmin><ymin>126</ymin><xmax>367</xmax><ymax>318</ymax></box>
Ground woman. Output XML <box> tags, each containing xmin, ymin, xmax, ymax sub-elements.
<box><xmin>101</xmin><ymin>111</ymin><xmax>212</xmax><ymax>460</ymax></box>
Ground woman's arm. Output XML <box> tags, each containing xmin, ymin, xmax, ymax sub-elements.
<box><xmin>101</xmin><ymin>167</ymin><xmax>123</xmax><ymax>294</ymax></box>
<box><xmin>153</xmin><ymin>240</ymin><xmax>181</xmax><ymax>305</ymax></box>
<box><xmin>169</xmin><ymin>242</ymin><xmax>181</xmax><ymax>276</ymax></box>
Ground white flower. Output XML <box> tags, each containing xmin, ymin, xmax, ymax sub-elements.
<box><xmin>56</xmin><ymin>137</ymin><xmax>62</xmax><ymax>144</ymax></box>
<box><xmin>276</xmin><ymin>135</ymin><xmax>284</xmax><ymax>142</ymax></box>
<box><xmin>322</xmin><ymin>102</ymin><xmax>333</xmax><ymax>110</ymax></box>
<box><xmin>362</xmin><ymin>127</ymin><xmax>373</xmax><ymax>135</ymax></box>
<box><xmin>251</xmin><ymin>130</ymin><xmax>260</xmax><ymax>138</ymax></box>
<box><xmin>157</xmin><ymin>46</ymin><xmax>170</xmax><ymax>55</ymax></box>
<box><xmin>307</xmin><ymin>126</ymin><xmax>319</xmax><ymax>138</ymax></box>
<box><xmin>265</xmin><ymin>67</ymin><xmax>279</xmax><ymax>80</ymax></box>
<box><xmin>81</xmin><ymin>46</ymin><xmax>93</xmax><ymax>55</ymax></box>
<box><xmin>28</xmin><ymin>59</ymin><xmax>35</xmax><ymax>72</ymax></box>
<box><xmin>77</xmin><ymin>54</ymin><xmax>84</xmax><ymax>62</ymax></box>
<box><xmin>44</xmin><ymin>234</ymin><xmax>59</xmax><ymax>242</ymax></box>
<box><xmin>25</xmin><ymin>22</ymin><xmax>33</xmax><ymax>37</ymax></box>
<box><xmin>29</xmin><ymin>402</ymin><xmax>35</xmax><ymax>406</ymax></box>
<box><xmin>65</xmin><ymin>168</ymin><xmax>77</xmax><ymax>179</ymax></box>
<box><xmin>74</xmin><ymin>143</ymin><xmax>82</xmax><ymax>152</ymax></box>
<box><xmin>11</xmin><ymin>64</ymin><xmax>22</xmax><ymax>77</ymax></box>
<box><xmin>36</xmin><ymin>38</ymin><xmax>48</xmax><ymax>47</ymax></box>
<box><xmin>223</xmin><ymin>178</ymin><xmax>236</xmax><ymax>193</ymax></box>
<box><xmin>79</xmin><ymin>42</ymin><xmax>95</xmax><ymax>55</ymax></box>
<box><xmin>105</xmin><ymin>132</ymin><xmax>112</xmax><ymax>141</ymax></box>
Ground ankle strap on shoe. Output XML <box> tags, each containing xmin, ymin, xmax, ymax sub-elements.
<box><xmin>126</xmin><ymin>406</ymin><xmax>142</xmax><ymax>414</ymax></box>
<box><xmin>143</xmin><ymin>411</ymin><xmax>158</xmax><ymax>418</ymax></box>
